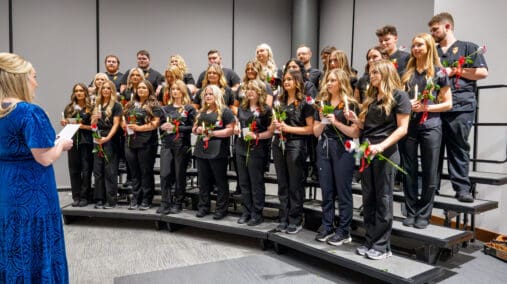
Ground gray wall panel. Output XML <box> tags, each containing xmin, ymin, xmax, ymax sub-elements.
<box><xmin>0</xmin><ymin>0</ymin><xmax>8</xmax><ymax>52</ymax></box>
<box><xmin>100</xmin><ymin>0</ymin><xmax>233</xmax><ymax>80</ymax></box>
<box><xmin>352</xmin><ymin>0</ymin><xmax>433</xmax><ymax>74</ymax></box>
<box><xmin>319</xmin><ymin>0</ymin><xmax>354</xmax><ymax>69</ymax></box>
<box><xmin>12</xmin><ymin>0</ymin><xmax>96</xmax><ymax>186</ymax></box>
<box><xmin>234</xmin><ymin>0</ymin><xmax>291</xmax><ymax>74</ymax></box>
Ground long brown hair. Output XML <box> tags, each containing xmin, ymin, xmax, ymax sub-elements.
<box><xmin>359</xmin><ymin>60</ymin><xmax>402</xmax><ymax>122</ymax></box>
<box><xmin>64</xmin><ymin>83</ymin><xmax>92</xmax><ymax>117</ymax></box>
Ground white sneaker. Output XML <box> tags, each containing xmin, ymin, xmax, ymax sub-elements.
<box><xmin>366</xmin><ymin>249</ymin><xmax>393</xmax><ymax>260</ymax></box>
<box><xmin>356</xmin><ymin>245</ymin><xmax>369</xmax><ymax>256</ymax></box>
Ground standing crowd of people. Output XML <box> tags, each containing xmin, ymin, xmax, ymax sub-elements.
<box><xmin>60</xmin><ymin>12</ymin><xmax>487</xmax><ymax>261</ymax></box>
<box><xmin>0</xmin><ymin>10</ymin><xmax>488</xmax><ymax>283</ymax></box>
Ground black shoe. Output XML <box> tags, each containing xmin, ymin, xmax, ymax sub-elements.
<box><xmin>213</xmin><ymin>211</ymin><xmax>228</xmax><ymax>220</ymax></box>
<box><xmin>414</xmin><ymin>218</ymin><xmax>429</xmax><ymax>229</ymax></box>
<box><xmin>402</xmin><ymin>216</ymin><xmax>415</xmax><ymax>227</ymax></box>
<box><xmin>275</xmin><ymin>222</ymin><xmax>288</xmax><ymax>233</ymax></box>
<box><xmin>286</xmin><ymin>223</ymin><xmax>303</xmax><ymax>234</ymax></box>
<box><xmin>78</xmin><ymin>200</ymin><xmax>88</xmax><ymax>207</ymax></box>
<box><xmin>247</xmin><ymin>217</ymin><xmax>264</xmax><ymax>226</ymax></box>
<box><xmin>237</xmin><ymin>213</ymin><xmax>250</xmax><ymax>224</ymax></box>
<box><xmin>72</xmin><ymin>200</ymin><xmax>79</xmax><ymax>207</ymax></box>
<box><xmin>94</xmin><ymin>201</ymin><xmax>103</xmax><ymax>209</ymax></box>
<box><xmin>169</xmin><ymin>204</ymin><xmax>182</xmax><ymax>214</ymax></box>
<box><xmin>156</xmin><ymin>205</ymin><xmax>168</xmax><ymax>214</ymax></box>
<box><xmin>232</xmin><ymin>189</ymin><xmax>242</xmax><ymax>196</ymax></box>
<box><xmin>456</xmin><ymin>191</ymin><xmax>474</xmax><ymax>203</ymax></box>
<box><xmin>195</xmin><ymin>210</ymin><xmax>209</xmax><ymax>218</ymax></box>
<box><xmin>139</xmin><ymin>203</ymin><xmax>151</xmax><ymax>211</ymax></box>
<box><xmin>128</xmin><ymin>202</ymin><xmax>138</xmax><ymax>210</ymax></box>
<box><xmin>315</xmin><ymin>229</ymin><xmax>334</xmax><ymax>242</ymax></box>
<box><xmin>327</xmin><ymin>234</ymin><xmax>352</xmax><ymax>246</ymax></box>
<box><xmin>103</xmin><ymin>203</ymin><xmax>116</xmax><ymax>209</ymax></box>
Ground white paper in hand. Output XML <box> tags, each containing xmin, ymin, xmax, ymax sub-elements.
<box><xmin>55</xmin><ymin>124</ymin><xmax>80</xmax><ymax>144</ymax></box>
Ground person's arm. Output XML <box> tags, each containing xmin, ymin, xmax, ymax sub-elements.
<box><xmin>31</xmin><ymin>139</ymin><xmax>73</xmax><ymax>167</ymax></box>
<box><xmin>282</xmin><ymin>116</ymin><xmax>314</xmax><ymax>135</ymax></box>
<box><xmin>369</xmin><ymin>113</ymin><xmax>409</xmax><ymax>155</ymax></box>
<box><xmin>209</xmin><ymin>121</ymin><xmax>235</xmax><ymax>138</ymax></box>
<box><xmin>99</xmin><ymin>115</ymin><xmax>121</xmax><ymax>144</ymax></box>
<box><xmin>131</xmin><ymin>116</ymin><xmax>160</xmax><ymax>132</ymax></box>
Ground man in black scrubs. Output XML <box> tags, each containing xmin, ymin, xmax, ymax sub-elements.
<box><xmin>297</xmin><ymin>44</ymin><xmax>321</xmax><ymax>88</ymax></box>
<box><xmin>196</xmin><ymin>49</ymin><xmax>241</xmax><ymax>92</ymax></box>
<box><xmin>103</xmin><ymin>55</ymin><xmax>123</xmax><ymax>91</ymax></box>
<box><xmin>376</xmin><ymin>25</ymin><xmax>409</xmax><ymax>77</ymax></box>
<box><xmin>119</xmin><ymin>50</ymin><xmax>164</xmax><ymax>94</ymax></box>
<box><xmin>428</xmin><ymin>12</ymin><xmax>488</xmax><ymax>202</ymax></box>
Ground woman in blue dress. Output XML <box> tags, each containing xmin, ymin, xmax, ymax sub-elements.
<box><xmin>0</xmin><ymin>53</ymin><xmax>73</xmax><ymax>283</ymax></box>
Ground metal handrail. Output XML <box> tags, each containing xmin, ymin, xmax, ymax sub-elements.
<box><xmin>473</xmin><ymin>84</ymin><xmax>507</xmax><ymax>170</ymax></box>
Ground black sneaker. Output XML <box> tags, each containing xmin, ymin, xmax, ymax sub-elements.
<box><xmin>315</xmin><ymin>230</ymin><xmax>334</xmax><ymax>242</ymax></box>
<box><xmin>195</xmin><ymin>210</ymin><xmax>209</xmax><ymax>218</ymax></box>
<box><xmin>72</xmin><ymin>200</ymin><xmax>79</xmax><ymax>207</ymax></box>
<box><xmin>156</xmin><ymin>205</ymin><xmax>168</xmax><ymax>214</ymax></box>
<box><xmin>169</xmin><ymin>204</ymin><xmax>182</xmax><ymax>214</ymax></box>
<box><xmin>103</xmin><ymin>203</ymin><xmax>116</xmax><ymax>209</ymax></box>
<box><xmin>237</xmin><ymin>213</ymin><xmax>250</xmax><ymax>224</ymax></box>
<box><xmin>275</xmin><ymin>222</ymin><xmax>288</xmax><ymax>233</ymax></box>
<box><xmin>94</xmin><ymin>201</ymin><xmax>103</xmax><ymax>209</ymax></box>
<box><xmin>139</xmin><ymin>203</ymin><xmax>151</xmax><ymax>211</ymax></box>
<box><xmin>78</xmin><ymin>200</ymin><xmax>88</xmax><ymax>207</ymax></box>
<box><xmin>247</xmin><ymin>217</ymin><xmax>264</xmax><ymax>226</ymax></box>
<box><xmin>327</xmin><ymin>234</ymin><xmax>352</xmax><ymax>246</ymax></box>
<box><xmin>413</xmin><ymin>218</ymin><xmax>429</xmax><ymax>229</ymax></box>
<box><xmin>456</xmin><ymin>191</ymin><xmax>474</xmax><ymax>203</ymax></box>
<box><xmin>213</xmin><ymin>211</ymin><xmax>228</xmax><ymax>220</ymax></box>
<box><xmin>286</xmin><ymin>223</ymin><xmax>303</xmax><ymax>234</ymax></box>
<box><xmin>128</xmin><ymin>202</ymin><xmax>138</xmax><ymax>210</ymax></box>
<box><xmin>402</xmin><ymin>216</ymin><xmax>415</xmax><ymax>227</ymax></box>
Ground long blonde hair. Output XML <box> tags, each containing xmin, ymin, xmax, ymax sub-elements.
<box><xmin>401</xmin><ymin>33</ymin><xmax>442</xmax><ymax>91</ymax></box>
<box><xmin>195</xmin><ymin>85</ymin><xmax>226</xmax><ymax>126</ymax></box>
<box><xmin>94</xmin><ymin>80</ymin><xmax>118</xmax><ymax>119</ymax></box>
<box><xmin>240</xmin><ymin>79</ymin><xmax>268</xmax><ymax>113</ymax></box>
<box><xmin>167</xmin><ymin>80</ymin><xmax>191</xmax><ymax>107</ymax></box>
<box><xmin>0</xmin><ymin>53</ymin><xmax>34</xmax><ymax>117</ymax></box>
<box><xmin>317</xmin><ymin>68</ymin><xmax>357</xmax><ymax>107</ymax></box>
<box><xmin>126</xmin><ymin>67</ymin><xmax>145</xmax><ymax>90</ymax></box>
<box><xmin>359</xmin><ymin>60</ymin><xmax>401</xmax><ymax>122</ymax></box>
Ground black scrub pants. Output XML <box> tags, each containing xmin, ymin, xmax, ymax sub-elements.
<box><xmin>125</xmin><ymin>144</ymin><xmax>158</xmax><ymax>205</ymax></box>
<box><xmin>160</xmin><ymin>144</ymin><xmax>191</xmax><ymax>207</ymax></box>
<box><xmin>196</xmin><ymin>157</ymin><xmax>229</xmax><ymax>214</ymax></box>
<box><xmin>272</xmin><ymin>138</ymin><xmax>307</xmax><ymax>226</ymax></box>
<box><xmin>93</xmin><ymin>141</ymin><xmax>119</xmax><ymax>205</ymax></box>
<box><xmin>68</xmin><ymin>143</ymin><xmax>93</xmax><ymax>202</ymax></box>
<box><xmin>361</xmin><ymin>148</ymin><xmax>398</xmax><ymax>253</ymax></box>
<box><xmin>401</xmin><ymin>125</ymin><xmax>442</xmax><ymax>221</ymax></box>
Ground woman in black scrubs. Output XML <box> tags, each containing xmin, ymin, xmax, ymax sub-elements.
<box><xmin>313</xmin><ymin>69</ymin><xmax>360</xmax><ymax>244</ymax></box>
<box><xmin>158</xmin><ymin>80</ymin><xmax>196</xmax><ymax>214</ymax></box>
<box><xmin>234</xmin><ymin>80</ymin><xmax>273</xmax><ymax>226</ymax></box>
<box><xmin>91</xmin><ymin>80</ymin><xmax>122</xmax><ymax>209</ymax></box>
<box><xmin>192</xmin><ymin>85</ymin><xmax>235</xmax><ymax>220</ymax></box>
<box><xmin>347</xmin><ymin>60</ymin><xmax>410</xmax><ymax>260</ymax></box>
<box><xmin>123</xmin><ymin>80</ymin><xmax>161</xmax><ymax>210</ymax></box>
<box><xmin>61</xmin><ymin>83</ymin><xmax>94</xmax><ymax>207</ymax></box>
<box><xmin>400</xmin><ymin>33</ymin><xmax>452</xmax><ymax>229</ymax></box>
<box><xmin>272</xmin><ymin>70</ymin><xmax>315</xmax><ymax>234</ymax></box>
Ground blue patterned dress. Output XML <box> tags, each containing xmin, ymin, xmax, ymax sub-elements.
<box><xmin>0</xmin><ymin>102</ymin><xmax>69</xmax><ymax>283</ymax></box>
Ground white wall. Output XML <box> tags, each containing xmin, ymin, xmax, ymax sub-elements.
<box><xmin>12</xmin><ymin>0</ymin><xmax>97</xmax><ymax>186</ymax></box>
<box><xmin>0</xmin><ymin>0</ymin><xmax>8</xmax><ymax>52</ymax></box>
<box><xmin>435</xmin><ymin>0</ymin><xmax>507</xmax><ymax>234</ymax></box>
<box><xmin>234</xmin><ymin>0</ymin><xmax>292</xmax><ymax>74</ymax></box>
<box><xmin>100</xmin><ymin>0</ymin><xmax>233</xmax><ymax>79</ymax></box>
